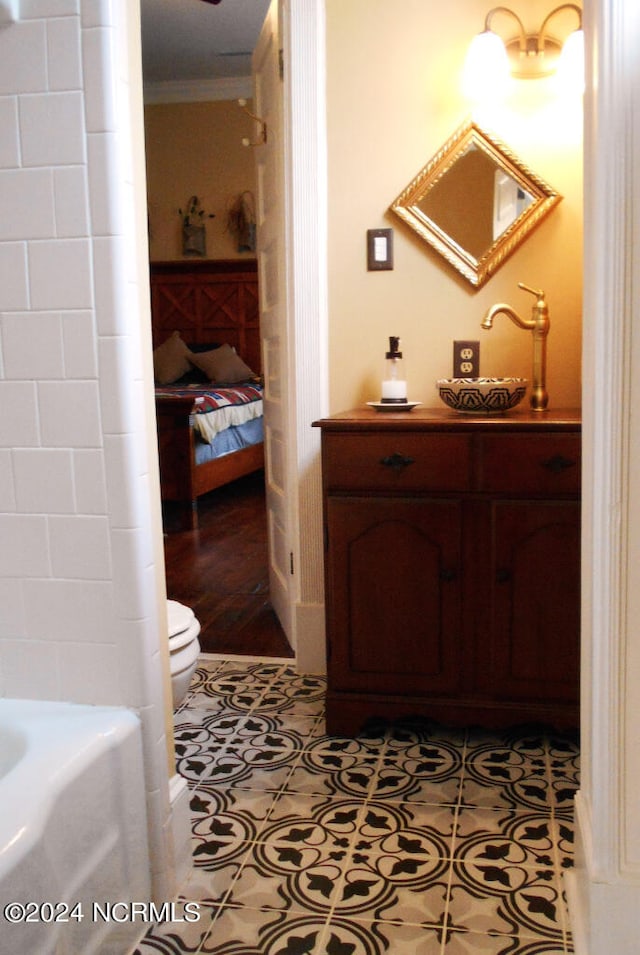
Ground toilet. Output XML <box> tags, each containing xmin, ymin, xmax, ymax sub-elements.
<box><xmin>167</xmin><ymin>599</ymin><xmax>201</xmax><ymax>708</ymax></box>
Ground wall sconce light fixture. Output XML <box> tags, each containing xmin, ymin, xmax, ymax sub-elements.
<box><xmin>238</xmin><ymin>98</ymin><xmax>268</xmax><ymax>147</ymax></box>
<box><xmin>463</xmin><ymin>3</ymin><xmax>583</xmax><ymax>93</ymax></box>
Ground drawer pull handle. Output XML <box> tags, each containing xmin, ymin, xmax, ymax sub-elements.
<box><xmin>380</xmin><ymin>452</ymin><xmax>415</xmax><ymax>472</ymax></box>
<box><xmin>542</xmin><ymin>455</ymin><xmax>575</xmax><ymax>474</ymax></box>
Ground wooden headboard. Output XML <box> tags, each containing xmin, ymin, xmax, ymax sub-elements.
<box><xmin>149</xmin><ymin>259</ymin><xmax>261</xmax><ymax>374</ymax></box>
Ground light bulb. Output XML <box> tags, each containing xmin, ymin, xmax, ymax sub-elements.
<box><xmin>556</xmin><ymin>29</ymin><xmax>585</xmax><ymax>95</ymax></box>
<box><xmin>462</xmin><ymin>30</ymin><xmax>511</xmax><ymax>102</ymax></box>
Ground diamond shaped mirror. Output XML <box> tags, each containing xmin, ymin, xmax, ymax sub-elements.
<box><xmin>390</xmin><ymin>120</ymin><xmax>562</xmax><ymax>289</ymax></box>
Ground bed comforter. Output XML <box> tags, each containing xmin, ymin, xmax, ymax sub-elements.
<box><xmin>154</xmin><ymin>382</ymin><xmax>263</xmax><ymax>444</ymax></box>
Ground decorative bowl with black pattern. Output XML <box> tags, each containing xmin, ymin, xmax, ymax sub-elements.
<box><xmin>436</xmin><ymin>377</ymin><xmax>528</xmax><ymax>414</ymax></box>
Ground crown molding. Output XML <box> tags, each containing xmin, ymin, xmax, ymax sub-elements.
<box><xmin>143</xmin><ymin>75</ymin><xmax>253</xmax><ymax>105</ymax></box>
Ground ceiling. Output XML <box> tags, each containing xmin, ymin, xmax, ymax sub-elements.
<box><xmin>140</xmin><ymin>0</ymin><xmax>271</xmax><ymax>84</ymax></box>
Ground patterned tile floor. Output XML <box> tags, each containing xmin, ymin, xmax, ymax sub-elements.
<box><xmin>136</xmin><ymin>658</ymin><xmax>579</xmax><ymax>955</ymax></box>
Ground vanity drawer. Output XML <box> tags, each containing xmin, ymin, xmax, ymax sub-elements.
<box><xmin>322</xmin><ymin>432</ymin><xmax>472</xmax><ymax>492</ymax></box>
<box><xmin>480</xmin><ymin>433</ymin><xmax>581</xmax><ymax>494</ymax></box>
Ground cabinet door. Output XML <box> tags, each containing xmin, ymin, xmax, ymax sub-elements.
<box><xmin>325</xmin><ymin>497</ymin><xmax>463</xmax><ymax>696</ymax></box>
<box><xmin>483</xmin><ymin>500</ymin><xmax>580</xmax><ymax>704</ymax></box>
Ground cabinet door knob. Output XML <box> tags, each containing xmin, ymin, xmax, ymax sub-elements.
<box><xmin>380</xmin><ymin>452</ymin><xmax>415</xmax><ymax>472</ymax></box>
<box><xmin>496</xmin><ymin>568</ymin><xmax>511</xmax><ymax>584</ymax></box>
<box><xmin>542</xmin><ymin>455</ymin><xmax>575</xmax><ymax>474</ymax></box>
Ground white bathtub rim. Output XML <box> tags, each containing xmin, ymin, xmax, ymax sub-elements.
<box><xmin>0</xmin><ymin>699</ymin><xmax>142</xmax><ymax>881</ymax></box>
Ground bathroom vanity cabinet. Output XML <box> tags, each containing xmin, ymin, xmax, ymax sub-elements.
<box><xmin>313</xmin><ymin>408</ymin><xmax>581</xmax><ymax>734</ymax></box>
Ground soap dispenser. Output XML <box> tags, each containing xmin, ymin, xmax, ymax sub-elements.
<box><xmin>381</xmin><ymin>336</ymin><xmax>407</xmax><ymax>403</ymax></box>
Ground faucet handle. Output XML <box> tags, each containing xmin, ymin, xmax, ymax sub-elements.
<box><xmin>518</xmin><ymin>282</ymin><xmax>546</xmax><ymax>301</ymax></box>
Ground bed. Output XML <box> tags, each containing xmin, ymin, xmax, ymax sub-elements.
<box><xmin>150</xmin><ymin>259</ymin><xmax>264</xmax><ymax>530</ymax></box>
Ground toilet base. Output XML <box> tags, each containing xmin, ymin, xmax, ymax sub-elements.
<box><xmin>168</xmin><ymin>603</ymin><xmax>201</xmax><ymax>709</ymax></box>
<box><xmin>170</xmin><ymin>635</ymin><xmax>200</xmax><ymax>708</ymax></box>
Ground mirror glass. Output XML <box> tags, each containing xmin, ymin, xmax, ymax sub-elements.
<box><xmin>390</xmin><ymin>121</ymin><xmax>561</xmax><ymax>288</ymax></box>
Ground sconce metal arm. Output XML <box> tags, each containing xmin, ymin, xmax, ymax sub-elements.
<box><xmin>484</xmin><ymin>3</ymin><xmax>582</xmax><ymax>64</ymax></box>
<box><xmin>538</xmin><ymin>3</ymin><xmax>582</xmax><ymax>53</ymax></box>
<box><xmin>238</xmin><ymin>98</ymin><xmax>267</xmax><ymax>147</ymax></box>
<box><xmin>484</xmin><ymin>3</ymin><xmax>583</xmax><ymax>58</ymax></box>
<box><xmin>484</xmin><ymin>6</ymin><xmax>527</xmax><ymax>52</ymax></box>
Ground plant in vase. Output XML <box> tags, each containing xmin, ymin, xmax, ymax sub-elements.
<box><xmin>226</xmin><ymin>191</ymin><xmax>256</xmax><ymax>253</ymax></box>
<box><xmin>179</xmin><ymin>195</ymin><xmax>215</xmax><ymax>256</ymax></box>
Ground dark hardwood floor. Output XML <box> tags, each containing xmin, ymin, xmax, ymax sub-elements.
<box><xmin>162</xmin><ymin>471</ymin><xmax>294</xmax><ymax>658</ymax></box>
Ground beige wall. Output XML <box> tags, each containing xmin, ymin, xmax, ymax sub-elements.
<box><xmin>325</xmin><ymin>0</ymin><xmax>583</xmax><ymax>413</ymax></box>
<box><xmin>144</xmin><ymin>100</ymin><xmax>257</xmax><ymax>261</ymax></box>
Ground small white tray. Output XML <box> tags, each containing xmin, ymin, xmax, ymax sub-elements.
<box><xmin>366</xmin><ymin>401</ymin><xmax>422</xmax><ymax>412</ymax></box>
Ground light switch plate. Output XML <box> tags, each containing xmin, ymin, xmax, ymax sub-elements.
<box><xmin>453</xmin><ymin>340</ymin><xmax>480</xmax><ymax>377</ymax></box>
<box><xmin>367</xmin><ymin>229</ymin><xmax>393</xmax><ymax>270</ymax></box>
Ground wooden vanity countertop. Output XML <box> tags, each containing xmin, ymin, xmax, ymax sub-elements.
<box><xmin>313</xmin><ymin>407</ymin><xmax>581</xmax><ymax>433</ymax></box>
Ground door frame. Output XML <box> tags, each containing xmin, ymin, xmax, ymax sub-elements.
<box><xmin>279</xmin><ymin>0</ymin><xmax>329</xmax><ymax>673</ymax></box>
<box><xmin>567</xmin><ymin>0</ymin><xmax>640</xmax><ymax>950</ymax></box>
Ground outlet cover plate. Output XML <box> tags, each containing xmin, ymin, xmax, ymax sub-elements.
<box><xmin>453</xmin><ymin>340</ymin><xmax>480</xmax><ymax>377</ymax></box>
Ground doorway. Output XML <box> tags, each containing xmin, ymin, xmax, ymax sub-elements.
<box><xmin>142</xmin><ymin>87</ymin><xmax>289</xmax><ymax>656</ymax></box>
<box><xmin>142</xmin><ymin>1</ymin><xmax>328</xmax><ymax>674</ymax></box>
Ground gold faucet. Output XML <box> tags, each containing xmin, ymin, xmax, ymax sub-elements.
<box><xmin>481</xmin><ymin>282</ymin><xmax>550</xmax><ymax>411</ymax></box>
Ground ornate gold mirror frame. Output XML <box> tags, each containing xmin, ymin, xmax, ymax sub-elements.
<box><xmin>390</xmin><ymin>120</ymin><xmax>562</xmax><ymax>289</ymax></box>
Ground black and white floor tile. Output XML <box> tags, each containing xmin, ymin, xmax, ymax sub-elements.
<box><xmin>136</xmin><ymin>659</ymin><xmax>578</xmax><ymax>954</ymax></box>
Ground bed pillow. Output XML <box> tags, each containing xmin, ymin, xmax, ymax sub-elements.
<box><xmin>153</xmin><ymin>331</ymin><xmax>193</xmax><ymax>384</ymax></box>
<box><xmin>171</xmin><ymin>367</ymin><xmax>210</xmax><ymax>385</ymax></box>
<box><xmin>170</xmin><ymin>342</ymin><xmax>222</xmax><ymax>383</ymax></box>
<box><xmin>190</xmin><ymin>343</ymin><xmax>255</xmax><ymax>383</ymax></box>
<box><xmin>188</xmin><ymin>342</ymin><xmax>221</xmax><ymax>353</ymax></box>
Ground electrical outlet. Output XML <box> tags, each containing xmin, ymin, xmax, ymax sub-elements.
<box><xmin>453</xmin><ymin>340</ymin><xmax>480</xmax><ymax>378</ymax></box>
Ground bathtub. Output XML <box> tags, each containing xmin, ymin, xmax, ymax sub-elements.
<box><xmin>0</xmin><ymin>700</ymin><xmax>151</xmax><ymax>955</ymax></box>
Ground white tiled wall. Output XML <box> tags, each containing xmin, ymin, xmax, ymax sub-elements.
<box><xmin>0</xmin><ymin>0</ymin><xmax>173</xmax><ymax>899</ymax></box>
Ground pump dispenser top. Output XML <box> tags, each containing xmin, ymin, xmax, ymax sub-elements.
<box><xmin>381</xmin><ymin>335</ymin><xmax>407</xmax><ymax>403</ymax></box>
<box><xmin>386</xmin><ymin>336</ymin><xmax>402</xmax><ymax>359</ymax></box>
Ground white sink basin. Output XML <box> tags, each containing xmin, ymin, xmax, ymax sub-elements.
<box><xmin>436</xmin><ymin>377</ymin><xmax>528</xmax><ymax>414</ymax></box>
